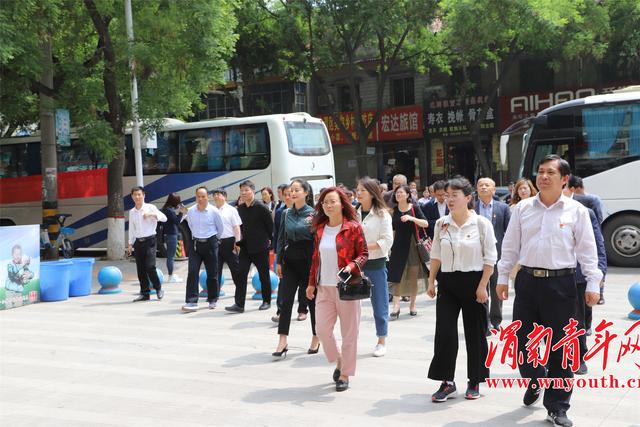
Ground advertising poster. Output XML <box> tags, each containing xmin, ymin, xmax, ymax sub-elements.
<box><xmin>0</xmin><ymin>225</ymin><xmax>40</xmax><ymax>310</ymax></box>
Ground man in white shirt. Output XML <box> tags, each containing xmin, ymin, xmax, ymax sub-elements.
<box><xmin>212</xmin><ymin>188</ymin><xmax>242</xmax><ymax>293</ymax></box>
<box><xmin>497</xmin><ymin>154</ymin><xmax>602</xmax><ymax>427</ymax></box>
<box><xmin>181</xmin><ymin>186</ymin><xmax>224</xmax><ymax>312</ymax></box>
<box><xmin>128</xmin><ymin>186</ymin><xmax>167</xmax><ymax>302</ymax></box>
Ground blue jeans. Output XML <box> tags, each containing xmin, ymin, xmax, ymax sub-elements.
<box><xmin>165</xmin><ymin>234</ymin><xmax>178</xmax><ymax>275</ymax></box>
<box><xmin>364</xmin><ymin>266</ymin><xmax>389</xmax><ymax>338</ymax></box>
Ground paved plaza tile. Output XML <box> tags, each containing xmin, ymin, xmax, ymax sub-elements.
<box><xmin>1</xmin><ymin>259</ymin><xmax>638</xmax><ymax>426</ymax></box>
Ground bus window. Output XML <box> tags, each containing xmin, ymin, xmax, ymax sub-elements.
<box><xmin>577</xmin><ymin>103</ymin><xmax>640</xmax><ymax>177</ymax></box>
<box><xmin>285</xmin><ymin>122</ymin><xmax>330</xmax><ymax>156</ymax></box>
<box><xmin>529</xmin><ymin>139</ymin><xmax>571</xmax><ymax>180</ymax></box>
<box><xmin>143</xmin><ymin>131</ymin><xmax>178</xmax><ymax>175</ymax></box>
<box><xmin>58</xmin><ymin>139</ymin><xmax>105</xmax><ymax>172</ymax></box>
<box><xmin>226</xmin><ymin>125</ymin><xmax>269</xmax><ymax>170</ymax></box>
<box><xmin>0</xmin><ymin>142</ymin><xmax>41</xmax><ymax>177</ymax></box>
<box><xmin>0</xmin><ymin>144</ymin><xmax>19</xmax><ymax>178</ymax></box>
<box><xmin>180</xmin><ymin>128</ymin><xmax>224</xmax><ymax>172</ymax></box>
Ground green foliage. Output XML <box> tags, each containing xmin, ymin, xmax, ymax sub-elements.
<box><xmin>604</xmin><ymin>0</ymin><xmax>640</xmax><ymax>79</ymax></box>
<box><xmin>1</xmin><ymin>0</ymin><xmax>237</xmax><ymax>145</ymax></box>
<box><xmin>439</xmin><ymin>0</ymin><xmax>609</xmax><ymax>73</ymax></box>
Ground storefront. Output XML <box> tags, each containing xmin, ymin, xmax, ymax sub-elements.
<box><xmin>424</xmin><ymin>96</ymin><xmax>500</xmax><ymax>184</ymax></box>
<box><xmin>321</xmin><ymin>105</ymin><xmax>424</xmax><ymax>187</ymax></box>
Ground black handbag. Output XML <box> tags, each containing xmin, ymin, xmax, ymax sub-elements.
<box><xmin>411</xmin><ymin>206</ymin><xmax>432</xmax><ymax>263</ymax></box>
<box><xmin>336</xmin><ymin>266</ymin><xmax>372</xmax><ymax>301</ymax></box>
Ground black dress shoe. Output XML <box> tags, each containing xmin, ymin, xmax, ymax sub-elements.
<box><xmin>225</xmin><ymin>304</ymin><xmax>244</xmax><ymax>313</ymax></box>
<box><xmin>133</xmin><ymin>294</ymin><xmax>150</xmax><ymax>302</ymax></box>
<box><xmin>333</xmin><ymin>368</ymin><xmax>341</xmax><ymax>382</ymax></box>
<box><xmin>156</xmin><ymin>289</ymin><xmax>164</xmax><ymax>300</ymax></box>
<box><xmin>335</xmin><ymin>379</ymin><xmax>349</xmax><ymax>392</ymax></box>
<box><xmin>523</xmin><ymin>384</ymin><xmax>541</xmax><ymax>406</ymax></box>
<box><xmin>272</xmin><ymin>346</ymin><xmax>288</xmax><ymax>359</ymax></box>
<box><xmin>258</xmin><ymin>302</ymin><xmax>271</xmax><ymax>311</ymax></box>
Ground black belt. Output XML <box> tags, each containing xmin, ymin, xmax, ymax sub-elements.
<box><xmin>136</xmin><ymin>236</ymin><xmax>156</xmax><ymax>242</ymax></box>
<box><xmin>521</xmin><ymin>266</ymin><xmax>575</xmax><ymax>278</ymax></box>
<box><xmin>193</xmin><ymin>236</ymin><xmax>217</xmax><ymax>243</ymax></box>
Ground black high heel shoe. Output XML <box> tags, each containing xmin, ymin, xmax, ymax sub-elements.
<box><xmin>272</xmin><ymin>346</ymin><xmax>288</xmax><ymax>359</ymax></box>
<box><xmin>307</xmin><ymin>344</ymin><xmax>320</xmax><ymax>354</ymax></box>
<box><xmin>389</xmin><ymin>309</ymin><xmax>400</xmax><ymax>320</ymax></box>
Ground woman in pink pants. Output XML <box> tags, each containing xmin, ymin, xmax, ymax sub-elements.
<box><xmin>306</xmin><ymin>187</ymin><xmax>368</xmax><ymax>392</ymax></box>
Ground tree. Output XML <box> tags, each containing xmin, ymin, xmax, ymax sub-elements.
<box><xmin>1</xmin><ymin>0</ymin><xmax>237</xmax><ymax>259</ymax></box>
<box><xmin>254</xmin><ymin>0</ymin><xmax>443</xmax><ymax>178</ymax></box>
<box><xmin>439</xmin><ymin>0</ymin><xmax>609</xmax><ymax>177</ymax></box>
<box><xmin>602</xmin><ymin>0</ymin><xmax>640</xmax><ymax>82</ymax></box>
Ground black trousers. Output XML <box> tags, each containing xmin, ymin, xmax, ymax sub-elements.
<box><xmin>576</xmin><ymin>281</ymin><xmax>590</xmax><ymax>362</ymax></box>
<box><xmin>134</xmin><ymin>237</ymin><xmax>161</xmax><ymax>295</ymax></box>
<box><xmin>428</xmin><ymin>271</ymin><xmax>489</xmax><ymax>385</ymax></box>
<box><xmin>513</xmin><ymin>270</ymin><xmax>577</xmax><ymax>413</ymax></box>
<box><xmin>236</xmin><ymin>249</ymin><xmax>271</xmax><ymax>307</ymax></box>
<box><xmin>486</xmin><ymin>268</ymin><xmax>503</xmax><ymax>328</ymax></box>
<box><xmin>276</xmin><ymin>277</ymin><xmax>308</xmax><ymax>315</ymax></box>
<box><xmin>218</xmin><ymin>237</ymin><xmax>242</xmax><ymax>290</ymax></box>
<box><xmin>277</xmin><ymin>255</ymin><xmax>315</xmax><ymax>336</ymax></box>
<box><xmin>185</xmin><ymin>236</ymin><xmax>219</xmax><ymax>303</ymax></box>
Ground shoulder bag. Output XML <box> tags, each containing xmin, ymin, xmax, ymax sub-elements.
<box><xmin>411</xmin><ymin>206</ymin><xmax>432</xmax><ymax>263</ymax></box>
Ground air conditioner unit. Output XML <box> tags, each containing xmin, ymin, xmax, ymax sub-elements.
<box><xmin>423</xmin><ymin>85</ymin><xmax>447</xmax><ymax>100</ymax></box>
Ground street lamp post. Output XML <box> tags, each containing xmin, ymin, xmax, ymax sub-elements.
<box><xmin>124</xmin><ymin>0</ymin><xmax>144</xmax><ymax>187</ymax></box>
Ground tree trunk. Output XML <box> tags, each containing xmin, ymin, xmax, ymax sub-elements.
<box><xmin>106</xmin><ymin>141</ymin><xmax>125</xmax><ymax>260</ymax></box>
<box><xmin>356</xmin><ymin>134</ymin><xmax>369</xmax><ymax>178</ymax></box>
<box><xmin>39</xmin><ymin>35</ymin><xmax>59</xmax><ymax>260</ymax></box>
<box><xmin>85</xmin><ymin>0</ymin><xmax>126</xmax><ymax>260</ymax></box>
<box><xmin>471</xmin><ymin>130</ymin><xmax>491</xmax><ymax>178</ymax></box>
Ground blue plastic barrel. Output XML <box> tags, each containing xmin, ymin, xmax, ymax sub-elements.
<box><xmin>69</xmin><ymin>258</ymin><xmax>96</xmax><ymax>297</ymax></box>
<box><xmin>40</xmin><ymin>260</ymin><xmax>73</xmax><ymax>302</ymax></box>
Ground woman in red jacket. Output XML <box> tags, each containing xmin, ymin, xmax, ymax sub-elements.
<box><xmin>307</xmin><ymin>187</ymin><xmax>368</xmax><ymax>392</ymax></box>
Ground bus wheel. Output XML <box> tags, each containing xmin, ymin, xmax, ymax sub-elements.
<box><xmin>603</xmin><ymin>213</ymin><xmax>640</xmax><ymax>268</ymax></box>
<box><xmin>61</xmin><ymin>238</ymin><xmax>75</xmax><ymax>259</ymax></box>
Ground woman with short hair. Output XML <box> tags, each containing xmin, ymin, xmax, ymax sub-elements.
<box><xmin>426</xmin><ymin>177</ymin><xmax>497</xmax><ymax>402</ymax></box>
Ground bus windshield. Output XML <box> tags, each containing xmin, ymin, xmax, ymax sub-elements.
<box><xmin>285</xmin><ymin>121</ymin><xmax>330</xmax><ymax>156</ymax></box>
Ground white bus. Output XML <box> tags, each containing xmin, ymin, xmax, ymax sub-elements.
<box><xmin>500</xmin><ymin>88</ymin><xmax>640</xmax><ymax>267</ymax></box>
<box><xmin>0</xmin><ymin>113</ymin><xmax>335</xmax><ymax>249</ymax></box>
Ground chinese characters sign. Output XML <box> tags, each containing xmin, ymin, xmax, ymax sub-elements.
<box><xmin>486</xmin><ymin>318</ymin><xmax>640</xmax><ymax>373</ymax></box>
<box><xmin>55</xmin><ymin>109</ymin><xmax>71</xmax><ymax>147</ymax></box>
<box><xmin>424</xmin><ymin>96</ymin><xmax>496</xmax><ymax>138</ymax></box>
<box><xmin>321</xmin><ymin>105</ymin><xmax>423</xmax><ymax>145</ymax></box>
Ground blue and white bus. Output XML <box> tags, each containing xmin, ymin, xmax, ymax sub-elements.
<box><xmin>500</xmin><ymin>88</ymin><xmax>640</xmax><ymax>267</ymax></box>
<box><xmin>0</xmin><ymin>113</ymin><xmax>335</xmax><ymax>249</ymax></box>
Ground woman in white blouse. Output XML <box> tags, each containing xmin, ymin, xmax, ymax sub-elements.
<box><xmin>426</xmin><ymin>177</ymin><xmax>497</xmax><ymax>402</ymax></box>
<box><xmin>356</xmin><ymin>177</ymin><xmax>394</xmax><ymax>357</ymax></box>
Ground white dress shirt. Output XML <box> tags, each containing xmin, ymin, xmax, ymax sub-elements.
<box><xmin>430</xmin><ymin>212</ymin><xmax>497</xmax><ymax>272</ymax></box>
<box><xmin>217</xmin><ymin>202</ymin><xmax>242</xmax><ymax>239</ymax></box>
<box><xmin>128</xmin><ymin>203</ymin><xmax>167</xmax><ymax>245</ymax></box>
<box><xmin>184</xmin><ymin>203</ymin><xmax>224</xmax><ymax>239</ymax></box>
<box><xmin>437</xmin><ymin>201</ymin><xmax>447</xmax><ymax>218</ymax></box>
<box><xmin>357</xmin><ymin>207</ymin><xmax>393</xmax><ymax>260</ymax></box>
<box><xmin>497</xmin><ymin>194</ymin><xmax>603</xmax><ymax>293</ymax></box>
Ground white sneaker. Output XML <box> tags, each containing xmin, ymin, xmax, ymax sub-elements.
<box><xmin>373</xmin><ymin>344</ymin><xmax>387</xmax><ymax>357</ymax></box>
<box><xmin>170</xmin><ymin>274</ymin><xmax>183</xmax><ymax>283</ymax></box>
